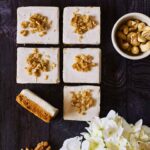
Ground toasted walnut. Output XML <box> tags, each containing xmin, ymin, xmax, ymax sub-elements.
<box><xmin>72</xmin><ymin>54</ymin><xmax>97</xmax><ymax>72</ymax></box>
<box><xmin>140</xmin><ymin>41</ymin><xmax>150</xmax><ymax>52</ymax></box>
<box><xmin>20</xmin><ymin>13</ymin><xmax>52</xmax><ymax>37</ymax></box>
<box><xmin>25</xmin><ymin>48</ymin><xmax>56</xmax><ymax>77</ymax></box>
<box><xmin>131</xmin><ymin>46</ymin><xmax>140</xmax><ymax>55</ymax></box>
<box><xmin>71</xmin><ymin>90</ymin><xmax>95</xmax><ymax>115</ymax></box>
<box><xmin>21</xmin><ymin>141</ymin><xmax>51</xmax><ymax>150</ymax></box>
<box><xmin>141</xmin><ymin>30</ymin><xmax>150</xmax><ymax>40</ymax></box>
<box><xmin>71</xmin><ymin>13</ymin><xmax>97</xmax><ymax>35</ymax></box>
<box><xmin>20</xmin><ymin>30</ymin><xmax>29</xmax><ymax>36</ymax></box>
<box><xmin>34</xmin><ymin>141</ymin><xmax>51</xmax><ymax>150</ymax></box>
<box><xmin>39</xmin><ymin>31</ymin><xmax>47</xmax><ymax>37</ymax></box>
<box><xmin>21</xmin><ymin>21</ymin><xmax>30</xmax><ymax>28</ymax></box>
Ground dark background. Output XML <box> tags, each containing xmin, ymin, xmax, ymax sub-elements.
<box><xmin>0</xmin><ymin>0</ymin><xmax>150</xmax><ymax>149</ymax></box>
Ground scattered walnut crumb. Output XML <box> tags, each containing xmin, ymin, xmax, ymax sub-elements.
<box><xmin>39</xmin><ymin>31</ymin><xmax>47</xmax><ymax>37</ymax></box>
<box><xmin>71</xmin><ymin>90</ymin><xmax>96</xmax><ymax>115</ymax></box>
<box><xmin>50</xmin><ymin>63</ymin><xmax>56</xmax><ymax>70</ymax></box>
<box><xmin>20</xmin><ymin>13</ymin><xmax>52</xmax><ymax>37</ymax></box>
<box><xmin>45</xmin><ymin>75</ymin><xmax>49</xmax><ymax>80</ymax></box>
<box><xmin>21</xmin><ymin>141</ymin><xmax>51</xmax><ymax>150</ymax></box>
<box><xmin>25</xmin><ymin>48</ymin><xmax>56</xmax><ymax>77</ymax></box>
<box><xmin>20</xmin><ymin>30</ymin><xmax>29</xmax><ymax>36</ymax></box>
<box><xmin>71</xmin><ymin>13</ymin><xmax>98</xmax><ymax>35</ymax></box>
<box><xmin>72</xmin><ymin>54</ymin><xmax>97</xmax><ymax>72</ymax></box>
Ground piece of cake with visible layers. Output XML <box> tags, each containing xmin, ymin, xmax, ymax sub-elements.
<box><xmin>63</xmin><ymin>7</ymin><xmax>100</xmax><ymax>44</ymax></box>
<box><xmin>17</xmin><ymin>7</ymin><xmax>59</xmax><ymax>44</ymax></box>
<box><xmin>17</xmin><ymin>47</ymin><xmax>60</xmax><ymax>84</ymax></box>
<box><xmin>63</xmin><ymin>86</ymin><xmax>100</xmax><ymax>121</ymax></box>
<box><xmin>16</xmin><ymin>89</ymin><xmax>59</xmax><ymax>123</ymax></box>
<box><xmin>63</xmin><ymin>48</ymin><xmax>101</xmax><ymax>83</ymax></box>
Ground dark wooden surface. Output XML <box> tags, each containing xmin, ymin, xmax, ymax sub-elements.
<box><xmin>0</xmin><ymin>0</ymin><xmax>150</xmax><ymax>149</ymax></box>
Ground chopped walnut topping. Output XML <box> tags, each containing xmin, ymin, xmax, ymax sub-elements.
<box><xmin>21</xmin><ymin>141</ymin><xmax>51</xmax><ymax>150</ymax></box>
<box><xmin>20</xmin><ymin>13</ymin><xmax>52</xmax><ymax>37</ymax></box>
<box><xmin>71</xmin><ymin>13</ymin><xmax>98</xmax><ymax>35</ymax></box>
<box><xmin>72</xmin><ymin>54</ymin><xmax>97</xmax><ymax>72</ymax></box>
<box><xmin>71</xmin><ymin>90</ymin><xmax>96</xmax><ymax>115</ymax></box>
<box><xmin>20</xmin><ymin>30</ymin><xmax>29</xmax><ymax>36</ymax></box>
<box><xmin>25</xmin><ymin>48</ymin><xmax>56</xmax><ymax>77</ymax></box>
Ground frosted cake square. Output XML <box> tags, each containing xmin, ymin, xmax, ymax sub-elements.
<box><xmin>17</xmin><ymin>7</ymin><xmax>59</xmax><ymax>44</ymax></box>
<box><xmin>63</xmin><ymin>48</ymin><xmax>101</xmax><ymax>83</ymax></box>
<box><xmin>17</xmin><ymin>47</ymin><xmax>60</xmax><ymax>84</ymax></box>
<box><xmin>63</xmin><ymin>86</ymin><xmax>100</xmax><ymax>121</ymax></box>
<box><xmin>63</xmin><ymin>7</ymin><xmax>100</xmax><ymax>44</ymax></box>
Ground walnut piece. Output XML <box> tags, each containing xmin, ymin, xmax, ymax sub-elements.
<box><xmin>20</xmin><ymin>30</ymin><xmax>29</xmax><ymax>36</ymax></box>
<box><xmin>21</xmin><ymin>21</ymin><xmax>30</xmax><ymax>28</ymax></box>
<box><xmin>34</xmin><ymin>141</ymin><xmax>51</xmax><ymax>150</ymax></box>
<box><xmin>45</xmin><ymin>75</ymin><xmax>49</xmax><ymax>80</ymax></box>
<box><xmin>20</xmin><ymin>13</ymin><xmax>52</xmax><ymax>37</ymax></box>
<box><xmin>71</xmin><ymin>13</ymin><xmax>98</xmax><ymax>35</ymax></box>
<box><xmin>25</xmin><ymin>48</ymin><xmax>56</xmax><ymax>77</ymax></box>
<box><xmin>72</xmin><ymin>54</ymin><xmax>97</xmax><ymax>72</ymax></box>
<box><xmin>71</xmin><ymin>90</ymin><xmax>96</xmax><ymax>115</ymax></box>
<box><xmin>21</xmin><ymin>141</ymin><xmax>51</xmax><ymax>150</ymax></box>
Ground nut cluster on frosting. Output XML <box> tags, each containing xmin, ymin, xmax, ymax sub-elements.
<box><xmin>71</xmin><ymin>13</ymin><xmax>97</xmax><ymax>37</ymax></box>
<box><xmin>25</xmin><ymin>48</ymin><xmax>56</xmax><ymax>78</ymax></box>
<box><xmin>72</xmin><ymin>54</ymin><xmax>97</xmax><ymax>72</ymax></box>
<box><xmin>71</xmin><ymin>90</ymin><xmax>95</xmax><ymax>115</ymax></box>
<box><xmin>20</xmin><ymin>13</ymin><xmax>52</xmax><ymax>37</ymax></box>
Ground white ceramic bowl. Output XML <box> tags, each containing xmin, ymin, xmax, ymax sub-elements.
<box><xmin>111</xmin><ymin>13</ymin><xmax>150</xmax><ymax>60</ymax></box>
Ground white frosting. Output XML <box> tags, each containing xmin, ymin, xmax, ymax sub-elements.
<box><xmin>63</xmin><ymin>7</ymin><xmax>100</xmax><ymax>44</ymax></box>
<box><xmin>63</xmin><ymin>86</ymin><xmax>100</xmax><ymax>121</ymax></box>
<box><xmin>63</xmin><ymin>48</ymin><xmax>101</xmax><ymax>83</ymax></box>
<box><xmin>17</xmin><ymin>47</ymin><xmax>60</xmax><ymax>84</ymax></box>
<box><xmin>21</xmin><ymin>89</ymin><xmax>58</xmax><ymax>117</ymax></box>
<box><xmin>17</xmin><ymin>7</ymin><xmax>59</xmax><ymax>44</ymax></box>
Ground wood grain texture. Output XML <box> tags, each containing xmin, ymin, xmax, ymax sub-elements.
<box><xmin>0</xmin><ymin>0</ymin><xmax>150</xmax><ymax>149</ymax></box>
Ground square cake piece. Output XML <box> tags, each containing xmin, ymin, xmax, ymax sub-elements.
<box><xmin>17</xmin><ymin>47</ymin><xmax>60</xmax><ymax>84</ymax></box>
<box><xmin>63</xmin><ymin>7</ymin><xmax>100</xmax><ymax>44</ymax></box>
<box><xmin>17</xmin><ymin>7</ymin><xmax>59</xmax><ymax>44</ymax></box>
<box><xmin>63</xmin><ymin>48</ymin><xmax>101</xmax><ymax>83</ymax></box>
<box><xmin>63</xmin><ymin>86</ymin><xmax>100</xmax><ymax>121</ymax></box>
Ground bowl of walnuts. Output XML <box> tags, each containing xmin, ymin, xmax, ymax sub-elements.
<box><xmin>112</xmin><ymin>13</ymin><xmax>150</xmax><ymax>60</ymax></box>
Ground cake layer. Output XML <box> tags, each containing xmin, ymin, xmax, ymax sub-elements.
<box><xmin>16</xmin><ymin>89</ymin><xmax>59</xmax><ymax>123</ymax></box>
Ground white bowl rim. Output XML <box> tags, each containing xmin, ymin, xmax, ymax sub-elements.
<box><xmin>111</xmin><ymin>12</ymin><xmax>150</xmax><ymax>60</ymax></box>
